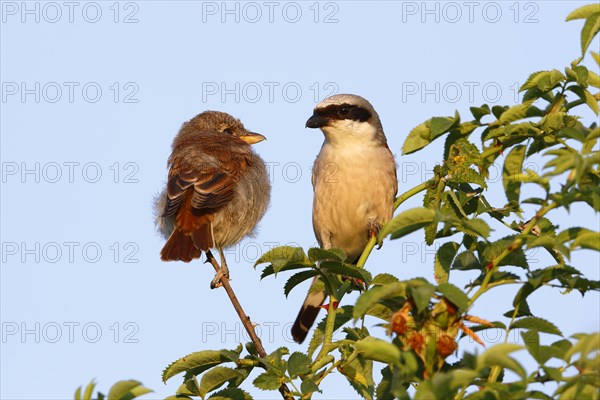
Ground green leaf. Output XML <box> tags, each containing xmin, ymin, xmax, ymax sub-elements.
<box><xmin>557</xmin><ymin>227</ymin><xmax>595</xmax><ymax>244</ymax></box>
<box><xmin>450</xmin><ymin>168</ymin><xmax>487</xmax><ymax>188</ymax></box>
<box><xmin>371</xmin><ymin>273</ymin><xmax>400</xmax><ymax>285</ymax></box>
<box><xmin>499</xmin><ymin>100</ymin><xmax>537</xmax><ymax>124</ymax></box>
<box><xmin>541</xmin><ymin>366</ymin><xmax>564</xmax><ymax>382</ymax></box>
<box><xmin>438</xmin><ymin>212</ymin><xmax>490</xmax><ymax>239</ymax></box>
<box><xmin>198</xmin><ymin>367</ymin><xmax>244</xmax><ymax>398</ymax></box>
<box><xmin>287</xmin><ymin>352</ymin><xmax>311</xmax><ymax>378</ymax></box>
<box><xmin>162</xmin><ymin>348</ymin><xmax>241</xmax><ymax>383</ymax></box>
<box><xmin>566</xmin><ymin>65</ymin><xmax>590</xmax><ymax>86</ymax></box>
<box><xmin>563</xmin><ymin>332</ymin><xmax>599</xmax><ymax>363</ymax></box>
<box><xmin>177</xmin><ymin>379</ymin><xmax>201</xmax><ymax>397</ymax></box>
<box><xmin>567</xmin><ymin>86</ymin><xmax>599</xmax><ymax>115</ymax></box>
<box><xmin>107</xmin><ymin>380</ymin><xmax>152</xmax><ymax>400</ymax></box>
<box><xmin>482</xmin><ymin>236</ymin><xmax>529</xmax><ymax>269</ymax></box>
<box><xmin>83</xmin><ymin>380</ymin><xmax>96</xmax><ymax>400</ymax></box>
<box><xmin>520</xmin><ymin>70</ymin><xmax>566</xmax><ymax>92</ymax></box>
<box><xmin>254</xmin><ymin>246</ymin><xmax>310</xmax><ymax>274</ymax></box>
<box><xmin>430</xmin><ymin>112</ymin><xmax>459</xmax><ymax>139</ymax></box>
<box><xmin>353</xmin><ymin>282</ymin><xmax>407</xmax><ymax>321</ymax></box>
<box><xmin>374</xmin><ymin>367</ymin><xmax>395</xmax><ymax>400</ymax></box>
<box><xmin>456</xmin><ymin>218</ymin><xmax>491</xmax><ymax>239</ymax></box>
<box><xmin>452</xmin><ymin>250</ymin><xmax>482</xmax><ymax>270</ymax></box>
<box><xmin>434</xmin><ymin>370</ymin><xmax>480</xmax><ymax>397</ymax></box>
<box><xmin>588</xmin><ymin>69</ymin><xmax>600</xmax><ymax>88</ymax></box>
<box><xmin>434</xmin><ymin>242</ymin><xmax>459</xmax><ymax>284</ymax></box>
<box><xmin>379</xmin><ymin>208</ymin><xmax>436</xmax><ymax>241</ymax></box>
<box><xmin>339</xmin><ymin>345</ymin><xmax>375</xmax><ymax>400</ymax></box>
<box><xmin>572</xmin><ymin>230</ymin><xmax>600</xmax><ymax>250</ymax></box>
<box><xmin>580</xmin><ymin>11</ymin><xmax>600</xmax><ymax>56</ymax></box>
<box><xmin>402</xmin><ymin>122</ymin><xmax>431</xmax><ymax>155</ymax></box>
<box><xmin>503</xmin><ymin>145</ymin><xmax>527</xmax><ymax>203</ymax></box>
<box><xmin>550</xmin><ymin>339</ymin><xmax>573</xmax><ymax>360</ymax></box>
<box><xmin>517</xmin><ymin>169</ymin><xmax>550</xmax><ymax>192</ymax></box>
<box><xmin>252</xmin><ymin>371</ymin><xmax>281</xmax><ymax>391</ymax></box>
<box><xmin>525</xmin><ymin>235</ymin><xmax>569</xmax><ymax>263</ymax></box>
<box><xmin>446</xmin><ymin>191</ymin><xmax>468</xmax><ymax>218</ymax></box>
<box><xmin>477</xmin><ymin>343</ymin><xmax>526</xmax><ymax>379</ymax></box>
<box><xmin>437</xmin><ymin>283</ymin><xmax>469</xmax><ymax>312</ymax></box>
<box><xmin>407</xmin><ymin>280</ymin><xmax>435</xmax><ymax>314</ymax></box>
<box><xmin>354</xmin><ymin>337</ymin><xmax>402</xmax><ymax>366</ymax></box>
<box><xmin>263</xmin><ymin>347</ymin><xmax>289</xmax><ymax>373</ymax></box>
<box><xmin>284</xmin><ymin>270</ymin><xmax>319</xmax><ymax>297</ymax></box>
<box><xmin>470</xmin><ymin>104</ymin><xmax>491</xmax><ymax>121</ymax></box>
<box><xmin>522</xmin><ymin>330</ymin><xmax>543</xmax><ymax>364</ymax></box>
<box><xmin>300</xmin><ymin>378</ymin><xmax>320</xmax><ymax>395</ymax></box>
<box><xmin>566</xmin><ymin>4</ymin><xmax>600</xmax><ymax>20</ymax></box>
<box><xmin>208</xmin><ymin>388</ymin><xmax>251</xmax><ymax>400</ymax></box>
<box><xmin>364</xmin><ymin>301</ymin><xmax>404</xmax><ymax>323</ymax></box>
<box><xmin>583</xmin><ymin>128</ymin><xmax>600</xmax><ymax>154</ymax></box>
<box><xmin>307</xmin><ymin>247</ymin><xmax>346</xmax><ymax>262</ymax></box>
<box><xmin>319</xmin><ymin>261</ymin><xmax>372</xmax><ymax>285</ymax></box>
<box><xmin>543</xmin><ymin>148</ymin><xmax>581</xmax><ymax>177</ymax></box>
<box><xmin>344</xmin><ymin>326</ymin><xmax>371</xmax><ymax>342</ymax></box>
<box><xmin>259</xmin><ymin>263</ymin><xmax>310</xmax><ymax>280</ymax></box>
<box><xmin>510</xmin><ymin>317</ymin><xmax>563</xmax><ymax>336</ymax></box>
<box><xmin>492</xmin><ymin>105</ymin><xmax>509</xmax><ymax>119</ymax></box>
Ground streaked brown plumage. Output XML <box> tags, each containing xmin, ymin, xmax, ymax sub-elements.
<box><xmin>155</xmin><ymin>111</ymin><xmax>270</xmax><ymax>266</ymax></box>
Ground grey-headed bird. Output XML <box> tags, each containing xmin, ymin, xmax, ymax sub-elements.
<box><xmin>155</xmin><ymin>111</ymin><xmax>270</xmax><ymax>287</ymax></box>
<box><xmin>292</xmin><ymin>94</ymin><xmax>398</xmax><ymax>343</ymax></box>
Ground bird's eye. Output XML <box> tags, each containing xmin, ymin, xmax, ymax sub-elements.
<box><xmin>223</xmin><ymin>128</ymin><xmax>233</xmax><ymax>135</ymax></box>
<box><xmin>338</xmin><ymin>106</ymin><xmax>350</xmax><ymax>116</ymax></box>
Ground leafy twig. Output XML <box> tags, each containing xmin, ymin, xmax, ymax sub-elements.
<box><xmin>205</xmin><ymin>250</ymin><xmax>294</xmax><ymax>400</ymax></box>
<box><xmin>467</xmin><ymin>202</ymin><xmax>558</xmax><ymax>308</ymax></box>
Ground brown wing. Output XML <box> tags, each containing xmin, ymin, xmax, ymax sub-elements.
<box><xmin>163</xmin><ymin>162</ymin><xmax>236</xmax><ymax>218</ymax></box>
<box><xmin>160</xmin><ymin>158</ymin><xmax>239</xmax><ymax>261</ymax></box>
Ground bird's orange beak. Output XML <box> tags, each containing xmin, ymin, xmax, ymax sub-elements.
<box><xmin>239</xmin><ymin>132</ymin><xmax>266</xmax><ymax>145</ymax></box>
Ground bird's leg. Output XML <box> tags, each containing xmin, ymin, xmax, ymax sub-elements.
<box><xmin>207</xmin><ymin>247</ymin><xmax>231</xmax><ymax>289</ymax></box>
<box><xmin>217</xmin><ymin>246</ymin><xmax>230</xmax><ymax>280</ymax></box>
<box><xmin>206</xmin><ymin>250</ymin><xmax>225</xmax><ymax>289</ymax></box>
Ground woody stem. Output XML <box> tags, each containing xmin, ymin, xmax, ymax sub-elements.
<box><xmin>205</xmin><ymin>250</ymin><xmax>294</xmax><ymax>400</ymax></box>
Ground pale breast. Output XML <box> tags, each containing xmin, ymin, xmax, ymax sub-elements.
<box><xmin>312</xmin><ymin>143</ymin><xmax>396</xmax><ymax>262</ymax></box>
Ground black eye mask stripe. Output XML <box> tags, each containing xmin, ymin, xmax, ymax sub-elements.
<box><xmin>315</xmin><ymin>104</ymin><xmax>372</xmax><ymax>122</ymax></box>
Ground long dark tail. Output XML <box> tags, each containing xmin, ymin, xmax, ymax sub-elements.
<box><xmin>291</xmin><ymin>278</ymin><xmax>327</xmax><ymax>343</ymax></box>
<box><xmin>160</xmin><ymin>224</ymin><xmax>213</xmax><ymax>262</ymax></box>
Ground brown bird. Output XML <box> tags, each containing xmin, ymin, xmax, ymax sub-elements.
<box><xmin>154</xmin><ymin>111</ymin><xmax>270</xmax><ymax>286</ymax></box>
<box><xmin>291</xmin><ymin>94</ymin><xmax>398</xmax><ymax>343</ymax></box>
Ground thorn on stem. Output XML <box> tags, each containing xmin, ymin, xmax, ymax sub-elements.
<box><xmin>321</xmin><ymin>301</ymin><xmax>339</xmax><ymax>311</ymax></box>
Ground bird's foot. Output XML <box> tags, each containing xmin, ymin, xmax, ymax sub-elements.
<box><xmin>210</xmin><ymin>265</ymin><xmax>230</xmax><ymax>289</ymax></box>
<box><xmin>368</xmin><ymin>221</ymin><xmax>383</xmax><ymax>249</ymax></box>
<box><xmin>210</xmin><ymin>270</ymin><xmax>225</xmax><ymax>289</ymax></box>
<box><xmin>210</xmin><ymin>247</ymin><xmax>231</xmax><ymax>289</ymax></box>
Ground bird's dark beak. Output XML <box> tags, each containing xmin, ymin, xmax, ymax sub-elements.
<box><xmin>239</xmin><ymin>132</ymin><xmax>266</xmax><ymax>145</ymax></box>
<box><xmin>305</xmin><ymin>114</ymin><xmax>328</xmax><ymax>129</ymax></box>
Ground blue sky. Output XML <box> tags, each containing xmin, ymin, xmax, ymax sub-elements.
<box><xmin>1</xmin><ymin>1</ymin><xmax>599</xmax><ymax>399</ymax></box>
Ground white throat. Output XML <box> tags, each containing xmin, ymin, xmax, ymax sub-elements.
<box><xmin>321</xmin><ymin>120</ymin><xmax>379</xmax><ymax>148</ymax></box>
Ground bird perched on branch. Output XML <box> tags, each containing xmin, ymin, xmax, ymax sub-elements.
<box><xmin>154</xmin><ymin>111</ymin><xmax>270</xmax><ymax>287</ymax></box>
<box><xmin>292</xmin><ymin>94</ymin><xmax>398</xmax><ymax>343</ymax></box>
